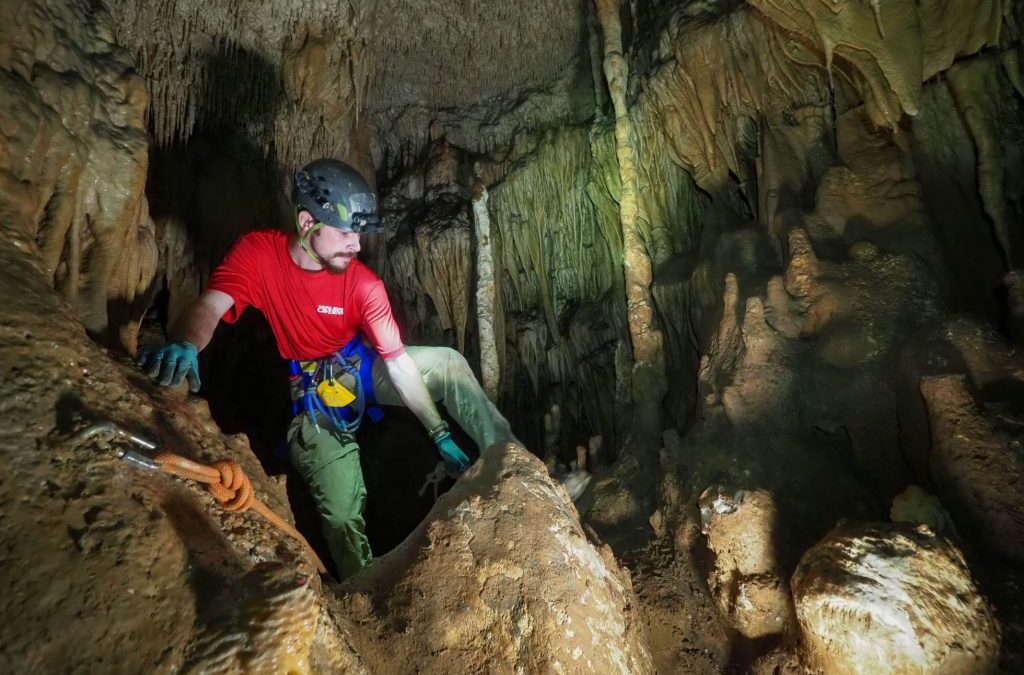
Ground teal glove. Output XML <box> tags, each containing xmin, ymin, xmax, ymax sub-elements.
<box><xmin>435</xmin><ymin>432</ymin><xmax>470</xmax><ymax>478</ymax></box>
<box><xmin>136</xmin><ymin>341</ymin><xmax>201</xmax><ymax>393</ymax></box>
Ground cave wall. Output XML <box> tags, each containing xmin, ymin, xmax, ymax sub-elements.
<box><xmin>373</xmin><ymin>0</ymin><xmax>1023</xmax><ymax>470</ymax></box>
<box><xmin>0</xmin><ymin>0</ymin><xmax>156</xmax><ymax>351</ymax></box>
<box><xmin>102</xmin><ymin>0</ymin><xmax>385</xmax><ymax>363</ymax></box>
<box><xmin>0</xmin><ymin>7</ymin><xmax>318</xmax><ymax>671</ymax></box>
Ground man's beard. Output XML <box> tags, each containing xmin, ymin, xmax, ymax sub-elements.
<box><xmin>324</xmin><ymin>253</ymin><xmax>355</xmax><ymax>274</ymax></box>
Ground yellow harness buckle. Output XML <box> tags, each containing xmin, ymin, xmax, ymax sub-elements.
<box><xmin>317</xmin><ymin>379</ymin><xmax>356</xmax><ymax>407</ymax></box>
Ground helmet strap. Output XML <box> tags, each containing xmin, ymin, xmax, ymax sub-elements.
<box><xmin>296</xmin><ymin>210</ymin><xmax>326</xmax><ymax>265</ymax></box>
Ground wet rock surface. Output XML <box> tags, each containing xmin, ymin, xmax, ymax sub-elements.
<box><xmin>793</xmin><ymin>522</ymin><xmax>1001</xmax><ymax>675</ymax></box>
<box><xmin>899</xmin><ymin>316</ymin><xmax>1024</xmax><ymax>561</ymax></box>
<box><xmin>920</xmin><ymin>375</ymin><xmax>1024</xmax><ymax>562</ymax></box>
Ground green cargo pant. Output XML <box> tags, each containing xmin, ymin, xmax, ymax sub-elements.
<box><xmin>286</xmin><ymin>413</ymin><xmax>369</xmax><ymax>580</ymax></box>
<box><xmin>287</xmin><ymin>345</ymin><xmax>517</xmax><ymax>579</ymax></box>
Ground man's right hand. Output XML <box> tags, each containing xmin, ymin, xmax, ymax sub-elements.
<box><xmin>136</xmin><ymin>341</ymin><xmax>202</xmax><ymax>393</ymax></box>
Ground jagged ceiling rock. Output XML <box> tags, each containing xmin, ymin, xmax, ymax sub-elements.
<box><xmin>108</xmin><ymin>0</ymin><xmax>593</xmax><ymax>173</ymax></box>
<box><xmin>643</xmin><ymin>0</ymin><xmax>1005</xmax><ymax>204</ymax></box>
<box><xmin>793</xmin><ymin>522</ymin><xmax>1000</xmax><ymax>675</ymax></box>
<box><xmin>331</xmin><ymin>443</ymin><xmax>654</xmax><ymax>674</ymax></box>
<box><xmin>370</xmin><ymin>0</ymin><xmax>583</xmax><ymax>112</ymax></box>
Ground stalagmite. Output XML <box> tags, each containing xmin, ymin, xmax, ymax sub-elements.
<box><xmin>698</xmin><ymin>486</ymin><xmax>794</xmax><ymax>639</ymax></box>
<box><xmin>332</xmin><ymin>443</ymin><xmax>655</xmax><ymax>674</ymax></box>
<box><xmin>920</xmin><ymin>374</ymin><xmax>1024</xmax><ymax>561</ymax></box>
<box><xmin>593</xmin><ymin>0</ymin><xmax>667</xmax><ymax>440</ymax></box>
<box><xmin>472</xmin><ymin>169</ymin><xmax>500</xmax><ymax>401</ymax></box>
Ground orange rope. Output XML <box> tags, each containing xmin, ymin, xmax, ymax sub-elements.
<box><xmin>154</xmin><ymin>452</ymin><xmax>327</xmax><ymax>574</ymax></box>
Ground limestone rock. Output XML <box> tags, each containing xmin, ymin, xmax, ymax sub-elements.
<box><xmin>793</xmin><ymin>523</ymin><xmax>1000</xmax><ymax>675</ymax></box>
<box><xmin>698</xmin><ymin>486</ymin><xmax>794</xmax><ymax>639</ymax></box>
<box><xmin>896</xmin><ymin>315</ymin><xmax>1024</xmax><ymax>485</ymax></box>
<box><xmin>890</xmin><ymin>485</ymin><xmax>957</xmax><ymax>537</ymax></box>
<box><xmin>333</xmin><ymin>443</ymin><xmax>653</xmax><ymax>674</ymax></box>
<box><xmin>920</xmin><ymin>374</ymin><xmax>1024</xmax><ymax>561</ymax></box>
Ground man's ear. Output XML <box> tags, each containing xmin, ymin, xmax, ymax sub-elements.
<box><xmin>296</xmin><ymin>209</ymin><xmax>316</xmax><ymax>234</ymax></box>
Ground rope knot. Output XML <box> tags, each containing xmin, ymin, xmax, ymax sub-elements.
<box><xmin>207</xmin><ymin>459</ymin><xmax>254</xmax><ymax>512</ymax></box>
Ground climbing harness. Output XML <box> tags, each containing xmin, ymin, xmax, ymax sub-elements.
<box><xmin>287</xmin><ymin>337</ymin><xmax>461</xmax><ymax>503</ymax></box>
<box><xmin>76</xmin><ymin>422</ymin><xmax>327</xmax><ymax>574</ymax></box>
<box><xmin>289</xmin><ymin>334</ymin><xmax>384</xmax><ymax>434</ymax></box>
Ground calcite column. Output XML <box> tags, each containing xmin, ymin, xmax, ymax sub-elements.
<box><xmin>593</xmin><ymin>0</ymin><xmax>666</xmax><ymax>439</ymax></box>
<box><xmin>472</xmin><ymin>169</ymin><xmax>500</xmax><ymax>401</ymax></box>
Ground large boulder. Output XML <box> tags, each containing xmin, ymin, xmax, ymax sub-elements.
<box><xmin>331</xmin><ymin>443</ymin><xmax>654</xmax><ymax>674</ymax></box>
<box><xmin>793</xmin><ymin>523</ymin><xmax>1000</xmax><ymax>675</ymax></box>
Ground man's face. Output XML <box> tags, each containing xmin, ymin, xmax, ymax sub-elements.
<box><xmin>312</xmin><ymin>226</ymin><xmax>361</xmax><ymax>273</ymax></box>
<box><xmin>298</xmin><ymin>210</ymin><xmax>361</xmax><ymax>273</ymax></box>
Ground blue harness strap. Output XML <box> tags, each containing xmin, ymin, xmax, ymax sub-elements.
<box><xmin>340</xmin><ymin>337</ymin><xmax>385</xmax><ymax>422</ymax></box>
<box><xmin>288</xmin><ymin>334</ymin><xmax>384</xmax><ymax>432</ymax></box>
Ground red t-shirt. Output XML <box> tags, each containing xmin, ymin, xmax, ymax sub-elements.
<box><xmin>206</xmin><ymin>229</ymin><xmax>405</xmax><ymax>361</ymax></box>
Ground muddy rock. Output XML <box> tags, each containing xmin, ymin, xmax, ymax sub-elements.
<box><xmin>793</xmin><ymin>522</ymin><xmax>1000</xmax><ymax>675</ymax></box>
<box><xmin>920</xmin><ymin>374</ymin><xmax>1024</xmax><ymax>561</ymax></box>
<box><xmin>333</xmin><ymin>443</ymin><xmax>654</xmax><ymax>674</ymax></box>
<box><xmin>895</xmin><ymin>317</ymin><xmax>1024</xmax><ymax>562</ymax></box>
<box><xmin>698</xmin><ymin>486</ymin><xmax>794</xmax><ymax>639</ymax></box>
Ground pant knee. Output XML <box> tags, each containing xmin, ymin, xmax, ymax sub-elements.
<box><xmin>322</xmin><ymin>509</ymin><xmax>364</xmax><ymax>535</ymax></box>
<box><xmin>441</xmin><ymin>347</ymin><xmax>473</xmax><ymax>379</ymax></box>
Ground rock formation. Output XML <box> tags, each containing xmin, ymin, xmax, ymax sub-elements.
<box><xmin>793</xmin><ymin>523</ymin><xmax>1001</xmax><ymax>675</ymax></box>
<box><xmin>332</xmin><ymin>443</ymin><xmax>652</xmax><ymax>674</ymax></box>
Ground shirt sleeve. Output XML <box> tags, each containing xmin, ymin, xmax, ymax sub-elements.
<box><xmin>206</xmin><ymin>235</ymin><xmax>262</xmax><ymax>324</ymax></box>
<box><xmin>360</xmin><ymin>280</ymin><xmax>406</xmax><ymax>359</ymax></box>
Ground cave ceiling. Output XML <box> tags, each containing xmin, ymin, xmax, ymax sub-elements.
<box><xmin>369</xmin><ymin>0</ymin><xmax>586</xmax><ymax>111</ymax></box>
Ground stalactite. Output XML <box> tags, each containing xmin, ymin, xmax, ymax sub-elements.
<box><xmin>492</xmin><ymin>129</ymin><xmax>616</xmax><ymax>341</ymax></box>
<box><xmin>945</xmin><ymin>49</ymin><xmax>1024</xmax><ymax>268</ymax></box>
<box><xmin>594</xmin><ymin>0</ymin><xmax>666</xmax><ymax>441</ymax></box>
<box><xmin>108</xmin><ymin>0</ymin><xmax>374</xmax><ymax>165</ymax></box>
<box><xmin>641</xmin><ymin>0</ymin><xmax>1003</xmax><ymax>202</ymax></box>
<box><xmin>414</xmin><ymin>208</ymin><xmax>472</xmax><ymax>353</ymax></box>
<box><xmin>369</xmin><ymin>1</ymin><xmax>581</xmax><ymax>111</ymax></box>
<box><xmin>477</xmin><ymin>89</ymin><xmax>699</xmax><ymax>458</ymax></box>
<box><xmin>586</xmin><ymin>2</ymin><xmax>607</xmax><ymax>119</ymax></box>
<box><xmin>366</xmin><ymin>0</ymin><xmax>595</xmax><ymax>177</ymax></box>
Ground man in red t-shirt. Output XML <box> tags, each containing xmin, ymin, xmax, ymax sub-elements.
<box><xmin>137</xmin><ymin>159</ymin><xmax>516</xmax><ymax>578</ymax></box>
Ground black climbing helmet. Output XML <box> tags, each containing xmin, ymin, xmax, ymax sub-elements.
<box><xmin>292</xmin><ymin>159</ymin><xmax>382</xmax><ymax>234</ymax></box>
